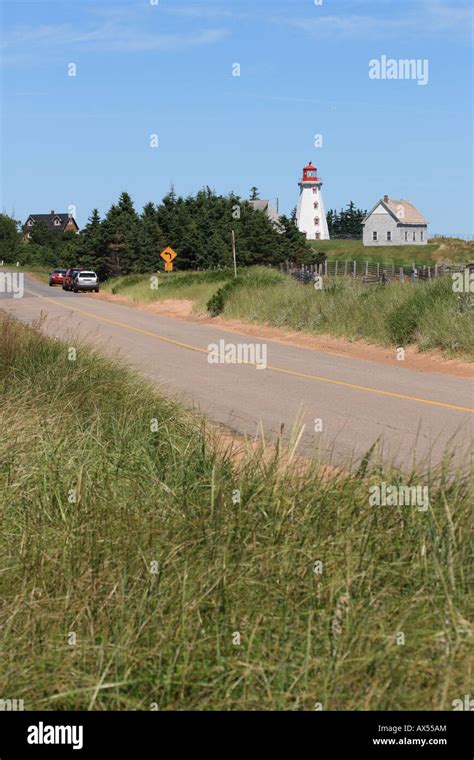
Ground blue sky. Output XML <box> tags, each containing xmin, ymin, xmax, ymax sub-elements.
<box><xmin>1</xmin><ymin>0</ymin><xmax>472</xmax><ymax>234</ymax></box>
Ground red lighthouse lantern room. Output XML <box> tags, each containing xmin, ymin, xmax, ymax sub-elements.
<box><xmin>302</xmin><ymin>162</ymin><xmax>319</xmax><ymax>182</ymax></box>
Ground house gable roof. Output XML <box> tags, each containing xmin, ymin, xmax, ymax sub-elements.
<box><xmin>248</xmin><ymin>199</ymin><xmax>281</xmax><ymax>224</ymax></box>
<box><xmin>363</xmin><ymin>198</ymin><xmax>427</xmax><ymax>226</ymax></box>
<box><xmin>24</xmin><ymin>212</ymin><xmax>79</xmax><ymax>232</ymax></box>
<box><xmin>386</xmin><ymin>199</ymin><xmax>427</xmax><ymax>224</ymax></box>
<box><xmin>362</xmin><ymin>200</ymin><xmax>399</xmax><ymax>225</ymax></box>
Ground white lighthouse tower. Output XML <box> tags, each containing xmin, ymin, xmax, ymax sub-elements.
<box><xmin>296</xmin><ymin>161</ymin><xmax>330</xmax><ymax>240</ymax></box>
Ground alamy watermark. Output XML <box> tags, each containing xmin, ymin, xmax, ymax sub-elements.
<box><xmin>0</xmin><ymin>272</ymin><xmax>24</xmax><ymax>298</ymax></box>
<box><xmin>207</xmin><ymin>339</ymin><xmax>267</xmax><ymax>370</ymax></box>
<box><xmin>452</xmin><ymin>694</ymin><xmax>473</xmax><ymax>710</ymax></box>
<box><xmin>369</xmin><ymin>56</ymin><xmax>429</xmax><ymax>86</ymax></box>
<box><xmin>369</xmin><ymin>482</ymin><xmax>430</xmax><ymax>512</ymax></box>
<box><xmin>0</xmin><ymin>698</ymin><xmax>24</xmax><ymax>711</ymax></box>
<box><xmin>452</xmin><ymin>271</ymin><xmax>474</xmax><ymax>293</ymax></box>
<box><xmin>27</xmin><ymin>722</ymin><xmax>83</xmax><ymax>750</ymax></box>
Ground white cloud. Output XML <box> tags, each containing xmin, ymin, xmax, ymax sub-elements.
<box><xmin>283</xmin><ymin>1</ymin><xmax>473</xmax><ymax>41</ymax></box>
<box><xmin>1</xmin><ymin>12</ymin><xmax>230</xmax><ymax>61</ymax></box>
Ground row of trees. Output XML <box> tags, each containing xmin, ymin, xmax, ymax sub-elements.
<box><xmin>1</xmin><ymin>189</ymin><xmax>314</xmax><ymax>277</ymax></box>
<box><xmin>327</xmin><ymin>201</ymin><xmax>367</xmax><ymax>238</ymax></box>
<box><xmin>0</xmin><ymin>191</ymin><xmax>367</xmax><ymax>278</ymax></box>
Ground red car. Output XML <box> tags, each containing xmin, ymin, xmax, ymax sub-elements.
<box><xmin>62</xmin><ymin>268</ymin><xmax>82</xmax><ymax>291</ymax></box>
<box><xmin>49</xmin><ymin>269</ymin><xmax>67</xmax><ymax>286</ymax></box>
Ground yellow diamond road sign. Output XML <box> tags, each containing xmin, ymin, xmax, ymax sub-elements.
<box><xmin>160</xmin><ymin>246</ymin><xmax>177</xmax><ymax>263</ymax></box>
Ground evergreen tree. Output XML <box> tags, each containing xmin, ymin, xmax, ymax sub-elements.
<box><xmin>249</xmin><ymin>186</ymin><xmax>260</xmax><ymax>200</ymax></box>
<box><xmin>102</xmin><ymin>192</ymin><xmax>140</xmax><ymax>276</ymax></box>
<box><xmin>77</xmin><ymin>209</ymin><xmax>106</xmax><ymax>274</ymax></box>
<box><xmin>326</xmin><ymin>202</ymin><xmax>366</xmax><ymax>238</ymax></box>
<box><xmin>139</xmin><ymin>203</ymin><xmax>166</xmax><ymax>271</ymax></box>
<box><xmin>278</xmin><ymin>214</ymin><xmax>310</xmax><ymax>261</ymax></box>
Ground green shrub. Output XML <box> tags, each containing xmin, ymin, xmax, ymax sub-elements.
<box><xmin>206</xmin><ymin>276</ymin><xmax>241</xmax><ymax>316</ymax></box>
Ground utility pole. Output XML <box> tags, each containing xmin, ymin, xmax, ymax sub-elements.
<box><xmin>232</xmin><ymin>229</ymin><xmax>237</xmax><ymax>278</ymax></box>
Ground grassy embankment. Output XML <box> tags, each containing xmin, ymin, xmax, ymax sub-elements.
<box><xmin>0</xmin><ymin>315</ymin><xmax>472</xmax><ymax>710</ymax></box>
<box><xmin>309</xmin><ymin>237</ymin><xmax>473</xmax><ymax>266</ymax></box>
<box><xmin>104</xmin><ymin>267</ymin><xmax>474</xmax><ymax>360</ymax></box>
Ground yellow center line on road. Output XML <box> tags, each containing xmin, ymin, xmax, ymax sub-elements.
<box><xmin>26</xmin><ymin>289</ymin><xmax>474</xmax><ymax>414</ymax></box>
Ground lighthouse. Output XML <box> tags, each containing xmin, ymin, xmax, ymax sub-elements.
<box><xmin>296</xmin><ymin>162</ymin><xmax>330</xmax><ymax>240</ymax></box>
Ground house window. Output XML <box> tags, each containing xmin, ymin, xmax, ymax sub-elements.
<box><xmin>404</xmin><ymin>231</ymin><xmax>408</xmax><ymax>241</ymax></box>
<box><xmin>373</xmin><ymin>231</ymin><xmax>378</xmax><ymax>241</ymax></box>
<box><xmin>312</xmin><ymin>187</ymin><xmax>317</xmax><ymax>194</ymax></box>
<box><xmin>53</xmin><ymin>218</ymin><xmax>61</xmax><ymax>226</ymax></box>
<box><xmin>420</xmin><ymin>231</ymin><xmax>424</xmax><ymax>241</ymax></box>
<box><xmin>313</xmin><ymin>202</ymin><xmax>319</xmax><ymax>209</ymax></box>
<box><xmin>413</xmin><ymin>232</ymin><xmax>416</xmax><ymax>241</ymax></box>
<box><xmin>386</xmin><ymin>231</ymin><xmax>392</xmax><ymax>241</ymax></box>
<box><xmin>314</xmin><ymin>217</ymin><xmax>320</xmax><ymax>225</ymax></box>
<box><xmin>315</xmin><ymin>232</ymin><xmax>320</xmax><ymax>240</ymax></box>
<box><xmin>28</xmin><ymin>219</ymin><xmax>34</xmax><ymax>226</ymax></box>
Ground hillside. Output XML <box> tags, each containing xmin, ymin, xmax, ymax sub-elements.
<box><xmin>309</xmin><ymin>237</ymin><xmax>473</xmax><ymax>266</ymax></box>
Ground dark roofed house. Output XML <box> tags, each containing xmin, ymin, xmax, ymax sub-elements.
<box><xmin>23</xmin><ymin>210</ymin><xmax>79</xmax><ymax>240</ymax></box>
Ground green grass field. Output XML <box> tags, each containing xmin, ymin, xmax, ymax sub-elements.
<box><xmin>309</xmin><ymin>237</ymin><xmax>473</xmax><ymax>266</ymax></box>
<box><xmin>0</xmin><ymin>314</ymin><xmax>471</xmax><ymax>710</ymax></box>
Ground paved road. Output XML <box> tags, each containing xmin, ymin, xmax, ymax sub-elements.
<box><xmin>1</xmin><ymin>272</ymin><xmax>472</xmax><ymax>472</ymax></box>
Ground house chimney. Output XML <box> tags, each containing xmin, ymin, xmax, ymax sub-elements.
<box><xmin>383</xmin><ymin>195</ymin><xmax>389</xmax><ymax>203</ymax></box>
<box><xmin>51</xmin><ymin>210</ymin><xmax>54</xmax><ymax>215</ymax></box>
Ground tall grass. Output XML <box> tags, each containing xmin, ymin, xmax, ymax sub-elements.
<box><xmin>218</xmin><ymin>269</ymin><xmax>474</xmax><ymax>359</ymax></box>
<box><xmin>99</xmin><ymin>267</ymin><xmax>473</xmax><ymax>359</ymax></box>
<box><xmin>0</xmin><ymin>315</ymin><xmax>471</xmax><ymax>710</ymax></box>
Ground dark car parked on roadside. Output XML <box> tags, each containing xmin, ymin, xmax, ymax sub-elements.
<box><xmin>62</xmin><ymin>268</ymin><xmax>83</xmax><ymax>291</ymax></box>
<box><xmin>49</xmin><ymin>269</ymin><xmax>67</xmax><ymax>286</ymax></box>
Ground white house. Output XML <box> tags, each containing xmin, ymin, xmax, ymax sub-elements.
<box><xmin>362</xmin><ymin>196</ymin><xmax>428</xmax><ymax>246</ymax></box>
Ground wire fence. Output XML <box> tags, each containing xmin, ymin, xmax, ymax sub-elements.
<box><xmin>282</xmin><ymin>260</ymin><xmax>472</xmax><ymax>285</ymax></box>
<box><xmin>431</xmin><ymin>234</ymin><xmax>474</xmax><ymax>241</ymax></box>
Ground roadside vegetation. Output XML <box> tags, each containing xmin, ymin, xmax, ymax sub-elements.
<box><xmin>0</xmin><ymin>315</ymin><xmax>471</xmax><ymax>710</ymax></box>
<box><xmin>104</xmin><ymin>269</ymin><xmax>233</xmax><ymax>313</ymax></box>
<box><xmin>101</xmin><ymin>268</ymin><xmax>474</xmax><ymax>360</ymax></box>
